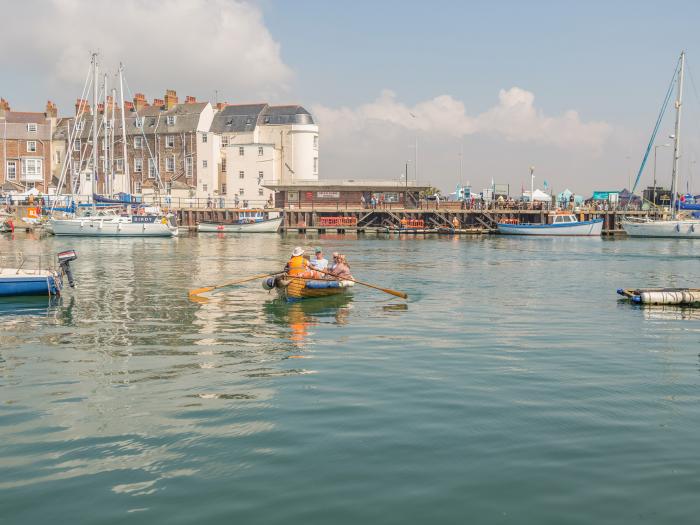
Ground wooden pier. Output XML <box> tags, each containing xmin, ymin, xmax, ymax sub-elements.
<box><xmin>174</xmin><ymin>206</ymin><xmax>660</xmax><ymax>235</ymax></box>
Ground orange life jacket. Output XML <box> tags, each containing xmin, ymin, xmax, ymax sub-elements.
<box><xmin>287</xmin><ymin>255</ymin><xmax>307</xmax><ymax>276</ymax></box>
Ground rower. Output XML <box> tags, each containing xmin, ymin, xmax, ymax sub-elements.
<box><xmin>285</xmin><ymin>247</ymin><xmax>322</xmax><ymax>279</ymax></box>
<box><xmin>309</xmin><ymin>247</ymin><xmax>328</xmax><ymax>271</ymax></box>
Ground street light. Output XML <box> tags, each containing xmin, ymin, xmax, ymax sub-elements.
<box><xmin>653</xmin><ymin>143</ymin><xmax>671</xmax><ymax>205</ymax></box>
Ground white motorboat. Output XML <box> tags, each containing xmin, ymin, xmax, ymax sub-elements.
<box><xmin>198</xmin><ymin>212</ymin><xmax>282</xmax><ymax>233</ymax></box>
<box><xmin>497</xmin><ymin>212</ymin><xmax>603</xmax><ymax>236</ymax></box>
<box><xmin>621</xmin><ymin>216</ymin><xmax>700</xmax><ymax>238</ymax></box>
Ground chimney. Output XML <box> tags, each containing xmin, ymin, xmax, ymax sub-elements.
<box><xmin>124</xmin><ymin>101</ymin><xmax>134</xmax><ymax>112</ymax></box>
<box><xmin>216</xmin><ymin>102</ymin><xmax>228</xmax><ymax>110</ymax></box>
<box><xmin>153</xmin><ymin>98</ymin><xmax>164</xmax><ymax>109</ymax></box>
<box><xmin>45</xmin><ymin>100</ymin><xmax>58</xmax><ymax>118</ymax></box>
<box><xmin>97</xmin><ymin>103</ymin><xmax>105</xmax><ymax>114</ymax></box>
<box><xmin>75</xmin><ymin>98</ymin><xmax>90</xmax><ymax>116</ymax></box>
<box><xmin>133</xmin><ymin>93</ymin><xmax>147</xmax><ymax>112</ymax></box>
<box><xmin>185</xmin><ymin>95</ymin><xmax>197</xmax><ymax>104</ymax></box>
<box><xmin>0</xmin><ymin>97</ymin><xmax>9</xmax><ymax>117</ymax></box>
<box><xmin>164</xmin><ymin>89</ymin><xmax>178</xmax><ymax>109</ymax></box>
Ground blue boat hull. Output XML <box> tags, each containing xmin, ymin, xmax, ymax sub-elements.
<box><xmin>0</xmin><ymin>274</ymin><xmax>62</xmax><ymax>297</ymax></box>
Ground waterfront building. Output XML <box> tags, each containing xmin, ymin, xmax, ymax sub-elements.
<box><xmin>59</xmin><ymin>90</ymin><xmax>216</xmax><ymax>199</ymax></box>
<box><xmin>211</xmin><ymin>103</ymin><xmax>318</xmax><ymax>207</ymax></box>
<box><xmin>0</xmin><ymin>98</ymin><xmax>58</xmax><ymax>194</ymax></box>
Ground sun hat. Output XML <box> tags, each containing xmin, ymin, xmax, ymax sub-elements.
<box><xmin>292</xmin><ymin>247</ymin><xmax>304</xmax><ymax>257</ymax></box>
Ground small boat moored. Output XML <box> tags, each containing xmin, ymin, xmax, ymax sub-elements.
<box><xmin>0</xmin><ymin>250</ymin><xmax>77</xmax><ymax>297</ymax></box>
<box><xmin>497</xmin><ymin>212</ymin><xmax>603</xmax><ymax>236</ymax></box>
<box><xmin>198</xmin><ymin>212</ymin><xmax>282</xmax><ymax>233</ymax></box>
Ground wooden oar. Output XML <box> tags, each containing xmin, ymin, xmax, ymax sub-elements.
<box><xmin>189</xmin><ymin>272</ymin><xmax>277</xmax><ymax>298</ymax></box>
<box><xmin>313</xmin><ymin>268</ymin><xmax>408</xmax><ymax>299</ymax></box>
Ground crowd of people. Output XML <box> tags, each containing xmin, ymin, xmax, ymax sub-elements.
<box><xmin>284</xmin><ymin>247</ymin><xmax>353</xmax><ymax>281</ymax></box>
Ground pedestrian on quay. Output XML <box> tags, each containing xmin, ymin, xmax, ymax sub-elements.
<box><xmin>361</xmin><ymin>194</ymin><xmax>366</xmax><ymax>209</ymax></box>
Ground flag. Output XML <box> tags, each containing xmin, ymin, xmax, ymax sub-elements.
<box><xmin>543</xmin><ymin>180</ymin><xmax>549</xmax><ymax>190</ymax></box>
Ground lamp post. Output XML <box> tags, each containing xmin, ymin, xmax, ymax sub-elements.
<box><xmin>653</xmin><ymin>143</ymin><xmax>671</xmax><ymax>205</ymax></box>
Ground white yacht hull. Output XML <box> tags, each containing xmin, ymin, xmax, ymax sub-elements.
<box><xmin>621</xmin><ymin>219</ymin><xmax>700</xmax><ymax>238</ymax></box>
<box><xmin>197</xmin><ymin>217</ymin><xmax>282</xmax><ymax>233</ymax></box>
<box><xmin>497</xmin><ymin>219</ymin><xmax>603</xmax><ymax>236</ymax></box>
<box><xmin>47</xmin><ymin>217</ymin><xmax>178</xmax><ymax>237</ymax></box>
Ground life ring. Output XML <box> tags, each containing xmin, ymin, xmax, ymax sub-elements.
<box><xmin>161</xmin><ymin>217</ymin><xmax>167</xmax><ymax>224</ymax></box>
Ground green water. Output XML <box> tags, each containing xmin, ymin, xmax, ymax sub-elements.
<box><xmin>1</xmin><ymin>232</ymin><xmax>699</xmax><ymax>524</ymax></box>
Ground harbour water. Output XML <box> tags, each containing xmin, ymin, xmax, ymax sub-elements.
<box><xmin>1</xmin><ymin>233</ymin><xmax>699</xmax><ymax>524</ymax></box>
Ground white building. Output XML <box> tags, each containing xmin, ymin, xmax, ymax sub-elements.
<box><xmin>210</xmin><ymin>104</ymin><xmax>318</xmax><ymax>207</ymax></box>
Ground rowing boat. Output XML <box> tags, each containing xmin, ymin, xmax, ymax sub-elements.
<box><xmin>262</xmin><ymin>274</ymin><xmax>354</xmax><ymax>302</ymax></box>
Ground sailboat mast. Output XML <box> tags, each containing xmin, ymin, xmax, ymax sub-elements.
<box><xmin>91</xmin><ymin>53</ymin><xmax>99</xmax><ymax>196</ymax></box>
<box><xmin>670</xmin><ymin>51</ymin><xmax>685</xmax><ymax>219</ymax></box>
<box><xmin>118</xmin><ymin>63</ymin><xmax>130</xmax><ymax>195</ymax></box>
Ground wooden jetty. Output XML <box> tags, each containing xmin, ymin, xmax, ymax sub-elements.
<box><xmin>173</xmin><ymin>205</ymin><xmax>658</xmax><ymax>236</ymax></box>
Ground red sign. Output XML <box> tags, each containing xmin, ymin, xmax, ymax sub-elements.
<box><xmin>306</xmin><ymin>192</ymin><xmax>313</xmax><ymax>200</ymax></box>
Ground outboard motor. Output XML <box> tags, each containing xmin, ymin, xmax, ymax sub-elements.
<box><xmin>57</xmin><ymin>250</ymin><xmax>78</xmax><ymax>288</ymax></box>
<box><xmin>262</xmin><ymin>276</ymin><xmax>277</xmax><ymax>290</ymax></box>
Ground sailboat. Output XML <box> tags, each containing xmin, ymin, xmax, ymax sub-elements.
<box><xmin>622</xmin><ymin>51</ymin><xmax>700</xmax><ymax>238</ymax></box>
<box><xmin>46</xmin><ymin>54</ymin><xmax>177</xmax><ymax>238</ymax></box>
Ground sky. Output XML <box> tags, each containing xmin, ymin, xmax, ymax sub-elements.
<box><xmin>3</xmin><ymin>0</ymin><xmax>700</xmax><ymax>195</ymax></box>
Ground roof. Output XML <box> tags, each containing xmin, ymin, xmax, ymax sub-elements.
<box><xmin>1</xmin><ymin>111</ymin><xmax>49</xmax><ymax>124</ymax></box>
<box><xmin>62</xmin><ymin>102</ymin><xmax>210</xmax><ymax>139</ymax></box>
<box><xmin>263</xmin><ymin>179</ymin><xmax>431</xmax><ymax>191</ymax></box>
<box><xmin>262</xmin><ymin>105</ymin><xmax>314</xmax><ymax>125</ymax></box>
<box><xmin>210</xmin><ymin>103</ymin><xmax>268</xmax><ymax>133</ymax></box>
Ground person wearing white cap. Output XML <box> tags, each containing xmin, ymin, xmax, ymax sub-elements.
<box><xmin>285</xmin><ymin>247</ymin><xmax>311</xmax><ymax>277</ymax></box>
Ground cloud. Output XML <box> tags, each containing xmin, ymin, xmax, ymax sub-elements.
<box><xmin>0</xmin><ymin>0</ymin><xmax>292</xmax><ymax>105</ymax></box>
<box><xmin>313</xmin><ymin>87</ymin><xmax>611</xmax><ymax>151</ymax></box>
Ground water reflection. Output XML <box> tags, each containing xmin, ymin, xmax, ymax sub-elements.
<box><xmin>0</xmin><ymin>295</ymin><xmax>66</xmax><ymax>318</ymax></box>
<box><xmin>264</xmin><ymin>295</ymin><xmax>353</xmax><ymax>348</ymax></box>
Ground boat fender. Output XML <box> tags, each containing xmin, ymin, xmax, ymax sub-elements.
<box><xmin>691</xmin><ymin>224</ymin><xmax>696</xmax><ymax>232</ymax></box>
<box><xmin>162</xmin><ymin>217</ymin><xmax>167</xmax><ymax>224</ymax></box>
<box><xmin>262</xmin><ymin>277</ymin><xmax>276</xmax><ymax>290</ymax></box>
<box><xmin>675</xmin><ymin>223</ymin><xmax>681</xmax><ymax>232</ymax></box>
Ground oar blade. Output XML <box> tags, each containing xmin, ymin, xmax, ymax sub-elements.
<box><xmin>189</xmin><ymin>286</ymin><xmax>215</xmax><ymax>297</ymax></box>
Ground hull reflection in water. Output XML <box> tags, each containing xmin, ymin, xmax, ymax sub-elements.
<box><xmin>264</xmin><ymin>294</ymin><xmax>353</xmax><ymax>347</ymax></box>
<box><xmin>0</xmin><ymin>295</ymin><xmax>64</xmax><ymax>317</ymax></box>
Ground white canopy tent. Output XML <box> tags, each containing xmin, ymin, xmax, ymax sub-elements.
<box><xmin>521</xmin><ymin>189</ymin><xmax>552</xmax><ymax>202</ymax></box>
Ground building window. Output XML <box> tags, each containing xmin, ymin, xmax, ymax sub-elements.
<box><xmin>73</xmin><ymin>139</ymin><xmax>81</xmax><ymax>152</ymax></box>
<box><xmin>239</xmin><ymin>170</ymin><xmax>244</xmax><ymax>179</ymax></box>
<box><xmin>134</xmin><ymin>117</ymin><xmax>143</xmax><ymax>128</ymax></box>
<box><xmin>239</xmin><ymin>146</ymin><xmax>244</xmax><ymax>156</ymax></box>
<box><xmin>116</xmin><ymin>158</ymin><xmax>124</xmax><ymax>172</ymax></box>
<box><xmin>185</xmin><ymin>157</ymin><xmax>193</xmax><ymax>177</ymax></box>
<box><xmin>22</xmin><ymin>158</ymin><xmax>43</xmax><ymax>178</ymax></box>
<box><xmin>134</xmin><ymin>136</ymin><xmax>143</xmax><ymax>149</ymax></box>
<box><xmin>314</xmin><ymin>157</ymin><xmax>318</xmax><ymax>174</ymax></box>
<box><xmin>27</xmin><ymin>123</ymin><xmax>38</xmax><ymax>132</ymax></box>
<box><xmin>27</xmin><ymin>141</ymin><xmax>37</xmax><ymax>152</ymax></box>
<box><xmin>148</xmin><ymin>158</ymin><xmax>156</xmax><ymax>178</ymax></box>
<box><xmin>76</xmin><ymin>121</ymin><xmax>84</xmax><ymax>131</ymax></box>
<box><xmin>258</xmin><ymin>188</ymin><xmax>264</xmax><ymax>197</ymax></box>
<box><xmin>134</xmin><ymin>158</ymin><xmax>143</xmax><ymax>173</ymax></box>
<box><xmin>258</xmin><ymin>146</ymin><xmax>263</xmax><ymax>156</ymax></box>
<box><xmin>222</xmin><ymin>136</ymin><xmax>229</xmax><ymax>146</ymax></box>
<box><xmin>166</xmin><ymin>115</ymin><xmax>176</xmax><ymax>126</ymax></box>
<box><xmin>202</xmin><ymin>160</ymin><xmax>208</xmax><ymax>168</ymax></box>
<box><xmin>202</xmin><ymin>133</ymin><xmax>208</xmax><ymax>143</ymax></box>
<box><xmin>149</xmin><ymin>117</ymin><xmax>156</xmax><ymax>127</ymax></box>
<box><xmin>221</xmin><ymin>183</ymin><xmax>227</xmax><ymax>195</ymax></box>
<box><xmin>221</xmin><ymin>158</ymin><xmax>227</xmax><ymax>172</ymax></box>
<box><xmin>166</xmin><ymin>181</ymin><xmax>172</xmax><ymax>194</ymax></box>
<box><xmin>239</xmin><ymin>188</ymin><xmax>244</xmax><ymax>196</ymax></box>
<box><xmin>258</xmin><ymin>170</ymin><xmax>263</xmax><ymax>182</ymax></box>
<box><xmin>166</xmin><ymin>156</ymin><xmax>175</xmax><ymax>172</ymax></box>
<box><xmin>105</xmin><ymin>121</ymin><xmax>111</xmax><ymax>129</ymax></box>
<box><xmin>313</xmin><ymin>135</ymin><xmax>318</xmax><ymax>150</ymax></box>
<box><xmin>55</xmin><ymin>151</ymin><xmax>61</xmax><ymax>164</ymax></box>
<box><xmin>203</xmin><ymin>184</ymin><xmax>208</xmax><ymax>192</ymax></box>
<box><xmin>166</xmin><ymin>135</ymin><xmax>175</xmax><ymax>148</ymax></box>
<box><xmin>135</xmin><ymin>181</ymin><xmax>142</xmax><ymax>193</ymax></box>
<box><xmin>6</xmin><ymin>161</ymin><xmax>16</xmax><ymax>180</ymax></box>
